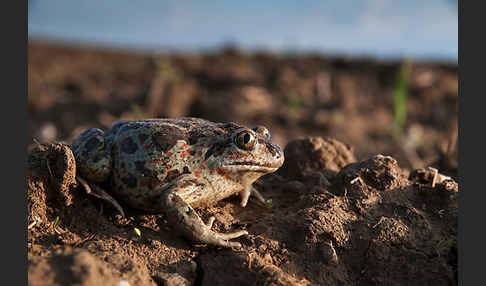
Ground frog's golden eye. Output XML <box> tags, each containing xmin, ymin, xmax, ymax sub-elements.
<box><xmin>235</xmin><ymin>131</ymin><xmax>256</xmax><ymax>150</ymax></box>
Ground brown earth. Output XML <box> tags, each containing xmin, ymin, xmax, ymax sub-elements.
<box><xmin>28</xmin><ymin>41</ymin><xmax>458</xmax><ymax>286</ymax></box>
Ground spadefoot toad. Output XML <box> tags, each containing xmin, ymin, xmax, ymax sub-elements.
<box><xmin>71</xmin><ymin>117</ymin><xmax>284</xmax><ymax>247</ymax></box>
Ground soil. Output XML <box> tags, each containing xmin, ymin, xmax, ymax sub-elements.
<box><xmin>27</xmin><ymin>41</ymin><xmax>458</xmax><ymax>286</ymax></box>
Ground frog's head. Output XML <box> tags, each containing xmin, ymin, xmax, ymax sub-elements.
<box><xmin>205</xmin><ymin>123</ymin><xmax>284</xmax><ymax>185</ymax></box>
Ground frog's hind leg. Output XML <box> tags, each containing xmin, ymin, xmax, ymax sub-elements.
<box><xmin>70</xmin><ymin>128</ymin><xmax>112</xmax><ymax>184</ymax></box>
<box><xmin>161</xmin><ymin>178</ymin><xmax>248</xmax><ymax>248</ymax></box>
<box><xmin>239</xmin><ymin>185</ymin><xmax>266</xmax><ymax>207</ymax></box>
<box><xmin>77</xmin><ymin>176</ymin><xmax>126</xmax><ymax>218</ymax></box>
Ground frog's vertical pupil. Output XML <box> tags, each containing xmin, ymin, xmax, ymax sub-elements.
<box><xmin>244</xmin><ymin>133</ymin><xmax>251</xmax><ymax>144</ymax></box>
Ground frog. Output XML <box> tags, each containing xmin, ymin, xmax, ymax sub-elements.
<box><xmin>70</xmin><ymin>117</ymin><xmax>284</xmax><ymax>248</ymax></box>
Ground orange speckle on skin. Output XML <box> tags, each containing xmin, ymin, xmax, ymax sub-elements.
<box><xmin>181</xmin><ymin>151</ymin><xmax>188</xmax><ymax>158</ymax></box>
<box><xmin>167</xmin><ymin>152</ymin><xmax>173</xmax><ymax>156</ymax></box>
<box><xmin>200</xmin><ymin>165</ymin><xmax>206</xmax><ymax>170</ymax></box>
<box><xmin>210</xmin><ymin>170</ymin><xmax>213</xmax><ymax>175</ymax></box>
<box><xmin>216</xmin><ymin>168</ymin><xmax>226</xmax><ymax>175</ymax></box>
<box><xmin>194</xmin><ymin>171</ymin><xmax>201</xmax><ymax>178</ymax></box>
<box><xmin>198</xmin><ymin>151</ymin><xmax>203</xmax><ymax>156</ymax></box>
<box><xmin>152</xmin><ymin>158</ymin><xmax>164</xmax><ymax>164</ymax></box>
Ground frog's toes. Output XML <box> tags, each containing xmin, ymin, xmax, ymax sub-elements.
<box><xmin>163</xmin><ymin>191</ymin><xmax>248</xmax><ymax>248</ymax></box>
<box><xmin>77</xmin><ymin>176</ymin><xmax>126</xmax><ymax>218</ymax></box>
<box><xmin>208</xmin><ymin>229</ymin><xmax>248</xmax><ymax>248</ymax></box>
<box><xmin>240</xmin><ymin>187</ymin><xmax>251</xmax><ymax>207</ymax></box>
<box><xmin>203</xmin><ymin>217</ymin><xmax>247</xmax><ymax>247</ymax></box>
<box><xmin>215</xmin><ymin>229</ymin><xmax>248</xmax><ymax>240</ymax></box>
<box><xmin>206</xmin><ymin>216</ymin><xmax>216</xmax><ymax>229</ymax></box>
<box><xmin>240</xmin><ymin>185</ymin><xmax>266</xmax><ymax>207</ymax></box>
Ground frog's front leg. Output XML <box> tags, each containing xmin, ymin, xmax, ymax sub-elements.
<box><xmin>239</xmin><ymin>185</ymin><xmax>266</xmax><ymax>207</ymax></box>
<box><xmin>76</xmin><ymin>176</ymin><xmax>126</xmax><ymax>218</ymax></box>
<box><xmin>161</xmin><ymin>179</ymin><xmax>248</xmax><ymax>248</ymax></box>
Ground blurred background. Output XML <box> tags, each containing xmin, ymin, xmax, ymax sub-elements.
<box><xmin>28</xmin><ymin>0</ymin><xmax>458</xmax><ymax>174</ymax></box>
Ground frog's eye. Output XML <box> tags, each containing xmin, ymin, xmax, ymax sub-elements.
<box><xmin>252</xmin><ymin>126</ymin><xmax>270</xmax><ymax>140</ymax></box>
<box><xmin>235</xmin><ymin>131</ymin><xmax>256</xmax><ymax>151</ymax></box>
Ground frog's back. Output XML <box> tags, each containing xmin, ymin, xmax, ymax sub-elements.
<box><xmin>108</xmin><ymin>118</ymin><xmax>225</xmax><ymax>210</ymax></box>
<box><xmin>107</xmin><ymin>118</ymin><xmax>218</xmax><ymax>140</ymax></box>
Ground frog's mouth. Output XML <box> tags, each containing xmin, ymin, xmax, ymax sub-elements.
<box><xmin>223</xmin><ymin>162</ymin><xmax>281</xmax><ymax>173</ymax></box>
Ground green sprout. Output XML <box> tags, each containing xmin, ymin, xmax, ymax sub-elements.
<box><xmin>134</xmin><ymin>227</ymin><xmax>142</xmax><ymax>237</ymax></box>
<box><xmin>265</xmin><ymin>199</ymin><xmax>273</xmax><ymax>209</ymax></box>
<box><xmin>392</xmin><ymin>61</ymin><xmax>409</xmax><ymax>142</ymax></box>
<box><xmin>53</xmin><ymin>216</ymin><xmax>60</xmax><ymax>228</ymax></box>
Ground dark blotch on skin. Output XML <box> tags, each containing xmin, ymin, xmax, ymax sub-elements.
<box><xmin>265</xmin><ymin>142</ymin><xmax>280</xmax><ymax>158</ymax></box>
<box><xmin>121</xmin><ymin>173</ymin><xmax>138</xmax><ymax>189</ymax></box>
<box><xmin>92</xmin><ymin>154</ymin><xmax>103</xmax><ymax>163</ymax></box>
<box><xmin>152</xmin><ymin>126</ymin><xmax>187</xmax><ymax>152</ymax></box>
<box><xmin>204</xmin><ymin>145</ymin><xmax>215</xmax><ymax>160</ymax></box>
<box><xmin>121</xmin><ymin>137</ymin><xmax>139</xmax><ymax>154</ymax></box>
<box><xmin>148</xmin><ymin>176</ymin><xmax>161</xmax><ymax>190</ymax></box>
<box><xmin>134</xmin><ymin>160</ymin><xmax>158</xmax><ymax>180</ymax></box>
<box><xmin>204</xmin><ymin>140</ymin><xmax>228</xmax><ymax>160</ymax></box>
<box><xmin>134</xmin><ymin>160</ymin><xmax>146</xmax><ymax>172</ymax></box>
<box><xmin>166</xmin><ymin>169</ymin><xmax>181</xmax><ymax>181</ymax></box>
<box><xmin>188</xmin><ymin>132</ymin><xmax>199</xmax><ymax>145</ymax></box>
<box><xmin>178</xmin><ymin>121</ymin><xmax>193</xmax><ymax>130</ymax></box>
<box><xmin>177</xmin><ymin>180</ymin><xmax>204</xmax><ymax>194</ymax></box>
<box><xmin>85</xmin><ymin>136</ymin><xmax>102</xmax><ymax>152</ymax></box>
<box><xmin>221</xmin><ymin>122</ymin><xmax>240</xmax><ymax>133</ymax></box>
<box><xmin>138</xmin><ymin>133</ymin><xmax>149</xmax><ymax>144</ymax></box>
<box><xmin>123</xmin><ymin>123</ymin><xmax>143</xmax><ymax>131</ymax></box>
<box><xmin>183</xmin><ymin>166</ymin><xmax>191</xmax><ymax>174</ymax></box>
<box><xmin>188</xmin><ymin>121</ymin><xmax>229</xmax><ymax>145</ymax></box>
<box><xmin>109</xmin><ymin>123</ymin><xmax>125</xmax><ymax>135</ymax></box>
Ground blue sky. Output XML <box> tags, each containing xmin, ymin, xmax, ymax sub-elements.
<box><xmin>28</xmin><ymin>0</ymin><xmax>457</xmax><ymax>61</ymax></box>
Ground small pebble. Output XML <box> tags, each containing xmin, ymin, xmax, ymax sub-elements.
<box><xmin>39</xmin><ymin>122</ymin><xmax>58</xmax><ymax>142</ymax></box>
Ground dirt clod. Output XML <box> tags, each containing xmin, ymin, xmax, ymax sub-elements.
<box><xmin>28</xmin><ymin>248</ymin><xmax>118</xmax><ymax>286</ymax></box>
<box><xmin>333</xmin><ymin>154</ymin><xmax>404</xmax><ymax>197</ymax></box>
<box><xmin>279</xmin><ymin>136</ymin><xmax>356</xmax><ymax>180</ymax></box>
